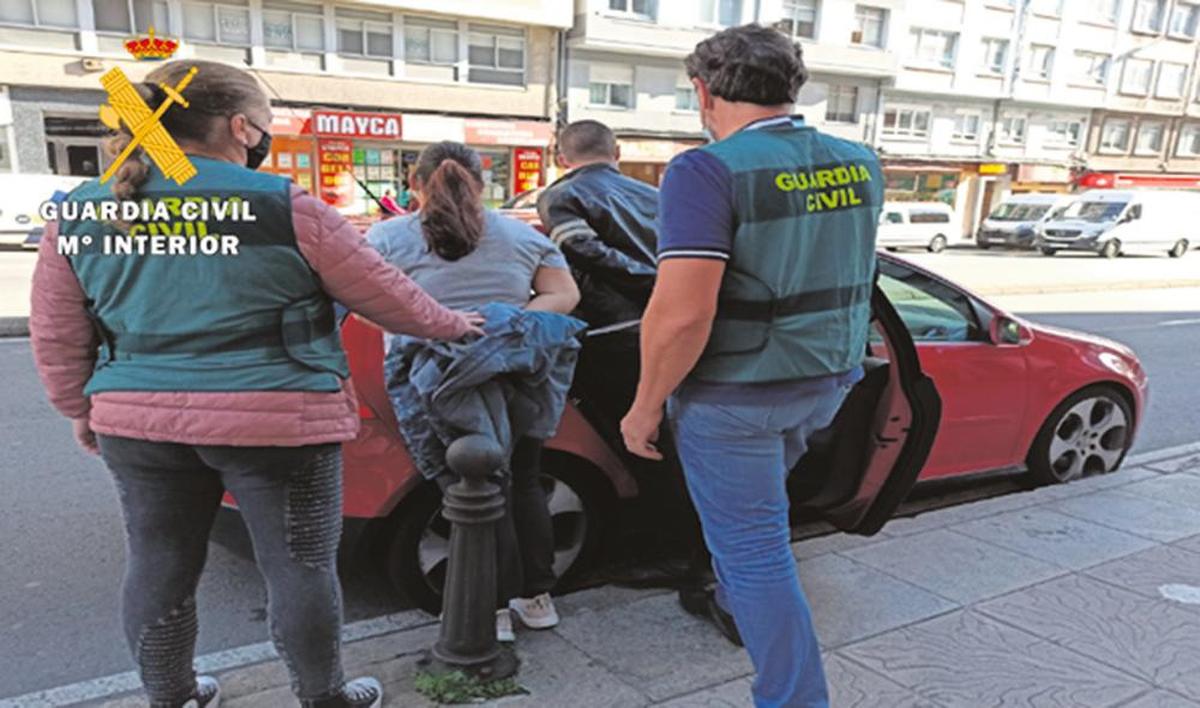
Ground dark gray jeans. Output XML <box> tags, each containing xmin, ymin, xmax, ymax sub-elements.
<box><xmin>97</xmin><ymin>435</ymin><xmax>347</xmax><ymax>706</ymax></box>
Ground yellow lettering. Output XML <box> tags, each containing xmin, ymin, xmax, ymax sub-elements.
<box><xmin>775</xmin><ymin>173</ymin><xmax>797</xmax><ymax>192</ymax></box>
<box><xmin>129</xmin><ymin>223</ymin><xmax>146</xmax><ymax>236</ymax></box>
<box><xmin>857</xmin><ymin>164</ymin><xmax>871</xmax><ymax>182</ymax></box>
<box><xmin>815</xmin><ymin>170</ymin><xmax>832</xmax><ymax>189</ymax></box>
<box><xmin>806</xmin><ymin>193</ymin><xmax>817</xmax><ymax>212</ymax></box>
<box><xmin>819</xmin><ymin>191</ymin><xmax>839</xmax><ymax>209</ymax></box>
<box><xmin>833</xmin><ymin>166</ymin><xmax>851</xmax><ymax>185</ymax></box>
<box><xmin>848</xmin><ymin>188</ymin><xmax>863</xmax><ymax>206</ymax></box>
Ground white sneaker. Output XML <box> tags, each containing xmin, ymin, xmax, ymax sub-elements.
<box><xmin>182</xmin><ymin>676</ymin><xmax>220</xmax><ymax>708</ymax></box>
<box><xmin>509</xmin><ymin>593</ymin><xmax>560</xmax><ymax>630</ymax></box>
<box><xmin>496</xmin><ymin>608</ymin><xmax>516</xmax><ymax>642</ymax></box>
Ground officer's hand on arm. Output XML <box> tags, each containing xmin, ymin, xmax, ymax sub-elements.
<box><xmin>621</xmin><ymin>258</ymin><xmax>724</xmax><ymax>460</ymax></box>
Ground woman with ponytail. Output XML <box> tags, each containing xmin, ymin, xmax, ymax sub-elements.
<box><xmin>31</xmin><ymin>60</ymin><xmax>481</xmax><ymax>708</ymax></box>
<box><xmin>367</xmin><ymin>141</ymin><xmax>580</xmax><ymax>642</ymax></box>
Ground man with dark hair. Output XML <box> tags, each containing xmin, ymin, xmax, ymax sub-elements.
<box><xmin>621</xmin><ymin>24</ymin><xmax>882</xmax><ymax>708</ymax></box>
<box><xmin>537</xmin><ymin>120</ymin><xmax>711</xmax><ymax>604</ymax></box>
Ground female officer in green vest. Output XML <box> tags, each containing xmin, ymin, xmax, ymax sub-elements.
<box><xmin>621</xmin><ymin>26</ymin><xmax>881</xmax><ymax>708</ymax></box>
<box><xmin>30</xmin><ymin>60</ymin><xmax>481</xmax><ymax>708</ymax></box>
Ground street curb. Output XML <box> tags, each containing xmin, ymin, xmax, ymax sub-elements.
<box><xmin>974</xmin><ymin>279</ymin><xmax>1200</xmax><ymax>296</ymax></box>
<box><xmin>0</xmin><ymin>317</ymin><xmax>29</xmax><ymax>338</ymax></box>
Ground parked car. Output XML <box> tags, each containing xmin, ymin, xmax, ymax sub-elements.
<box><xmin>0</xmin><ymin>173</ymin><xmax>87</xmax><ymax>249</ymax></box>
<box><xmin>1036</xmin><ymin>189</ymin><xmax>1197</xmax><ymax>258</ymax></box>
<box><xmin>218</xmin><ymin>241</ymin><xmax>1145</xmax><ymax>613</ymax></box>
<box><xmin>877</xmin><ymin>202</ymin><xmax>957</xmax><ymax>253</ymax></box>
<box><xmin>976</xmin><ymin>194</ymin><xmax>1069</xmax><ymax>251</ymax></box>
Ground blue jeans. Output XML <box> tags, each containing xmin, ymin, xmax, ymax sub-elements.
<box><xmin>667</xmin><ymin>382</ymin><xmax>850</xmax><ymax>708</ymax></box>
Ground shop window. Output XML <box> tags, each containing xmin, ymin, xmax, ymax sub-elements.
<box><xmin>478</xmin><ymin>149</ymin><xmax>512</xmax><ymax>207</ymax></box>
<box><xmin>700</xmin><ymin>0</ymin><xmax>742</xmax><ymax>26</ymax></box>
<box><xmin>336</xmin><ymin>8</ymin><xmax>392</xmax><ymax>59</ymax></box>
<box><xmin>1135</xmin><ymin>121</ymin><xmax>1165</xmax><ymax>155</ymax></box>
<box><xmin>980</xmin><ymin>38</ymin><xmax>1007</xmax><ymax>75</ymax></box>
<box><xmin>1073</xmin><ymin>51</ymin><xmax>1110</xmax><ymax>86</ymax></box>
<box><xmin>1169</xmin><ymin>2</ymin><xmax>1200</xmax><ymax>38</ymax></box>
<box><xmin>675</xmin><ymin>85</ymin><xmax>699</xmax><ymax>112</ymax></box>
<box><xmin>1156</xmin><ymin>63</ymin><xmax>1188</xmax><ymax>99</ymax></box>
<box><xmin>404</xmin><ymin>17</ymin><xmax>459</xmax><ymax>65</ymax></box>
<box><xmin>1178</xmin><ymin>124</ymin><xmax>1200</xmax><ymax>157</ymax></box>
<box><xmin>608</xmin><ymin>0</ymin><xmax>656</xmax><ymax>19</ymax></box>
<box><xmin>467</xmin><ymin>25</ymin><xmax>525</xmax><ymax>87</ymax></box>
<box><xmin>1046</xmin><ymin>120</ymin><xmax>1082</xmax><ymax>147</ymax></box>
<box><xmin>1120</xmin><ymin>58</ymin><xmax>1154</xmax><ymax>96</ymax></box>
<box><xmin>909</xmin><ymin>210</ymin><xmax>951</xmax><ymax>224</ymax></box>
<box><xmin>779</xmin><ymin>0</ymin><xmax>817</xmax><ymax>39</ymax></box>
<box><xmin>92</xmin><ymin>0</ymin><xmax>166</xmax><ymax>33</ymax></box>
<box><xmin>909</xmin><ymin>28</ymin><xmax>957</xmax><ymax>70</ymax></box>
<box><xmin>885</xmin><ymin>173</ymin><xmax>918</xmax><ymax>192</ymax></box>
<box><xmin>998</xmin><ymin>115</ymin><xmax>1027</xmax><ymax>144</ymax></box>
<box><xmin>824</xmin><ymin>85</ymin><xmax>857</xmax><ymax>124</ymax></box>
<box><xmin>1027</xmin><ymin>45</ymin><xmax>1054</xmax><ymax>80</ymax></box>
<box><xmin>1100</xmin><ymin>119</ymin><xmax>1132</xmax><ymax>153</ymax></box>
<box><xmin>852</xmin><ymin>5</ymin><xmax>886</xmax><ymax>48</ymax></box>
<box><xmin>262</xmin><ymin>1</ymin><xmax>324</xmax><ymax>52</ymax></box>
<box><xmin>952</xmin><ymin>112</ymin><xmax>980</xmax><ymax>142</ymax></box>
<box><xmin>1</xmin><ymin>0</ymin><xmax>78</xmax><ymax>28</ymax></box>
<box><xmin>1131</xmin><ymin>0</ymin><xmax>1167</xmax><ymax>33</ymax></box>
<box><xmin>882</xmin><ymin>107</ymin><xmax>930</xmax><ymax>139</ymax></box>
<box><xmin>588</xmin><ymin>64</ymin><xmax>634</xmax><ymax>109</ymax></box>
<box><xmin>183</xmin><ymin>0</ymin><xmax>250</xmax><ymax>45</ymax></box>
<box><xmin>66</xmin><ymin>145</ymin><xmax>101</xmax><ymax>176</ymax></box>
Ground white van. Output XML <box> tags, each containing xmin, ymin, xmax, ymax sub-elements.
<box><xmin>877</xmin><ymin>202</ymin><xmax>957</xmax><ymax>253</ymax></box>
<box><xmin>976</xmin><ymin>193</ymin><xmax>1070</xmax><ymax>250</ymax></box>
<box><xmin>0</xmin><ymin>173</ymin><xmax>87</xmax><ymax>248</ymax></box>
<box><xmin>1037</xmin><ymin>189</ymin><xmax>1197</xmax><ymax>258</ymax></box>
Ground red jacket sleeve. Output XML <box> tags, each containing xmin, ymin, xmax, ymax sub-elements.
<box><xmin>30</xmin><ymin>221</ymin><xmax>99</xmax><ymax>420</ymax></box>
<box><xmin>290</xmin><ymin>186</ymin><xmax>469</xmax><ymax>340</ymax></box>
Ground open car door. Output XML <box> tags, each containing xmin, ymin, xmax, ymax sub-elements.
<box><xmin>788</xmin><ymin>281</ymin><xmax>942</xmax><ymax>536</ymax></box>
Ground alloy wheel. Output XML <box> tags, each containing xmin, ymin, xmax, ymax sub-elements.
<box><xmin>415</xmin><ymin>475</ymin><xmax>588</xmax><ymax>596</ymax></box>
<box><xmin>1046</xmin><ymin>396</ymin><xmax>1129</xmax><ymax>483</ymax></box>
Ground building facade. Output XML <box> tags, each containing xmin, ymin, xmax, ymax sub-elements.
<box><xmin>0</xmin><ymin>0</ymin><xmax>571</xmax><ymax>212</ymax></box>
<box><xmin>872</xmin><ymin>0</ymin><xmax>1200</xmax><ymax>239</ymax></box>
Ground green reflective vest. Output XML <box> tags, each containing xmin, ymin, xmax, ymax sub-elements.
<box><xmin>693</xmin><ymin>118</ymin><xmax>882</xmax><ymax>384</ymax></box>
<box><xmin>60</xmin><ymin>156</ymin><xmax>348</xmax><ymax>395</ymax></box>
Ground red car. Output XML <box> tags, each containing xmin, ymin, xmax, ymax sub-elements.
<box><xmin>228</xmin><ymin>248</ymin><xmax>1139</xmax><ymax>614</ymax></box>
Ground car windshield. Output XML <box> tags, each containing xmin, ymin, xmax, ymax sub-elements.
<box><xmin>988</xmin><ymin>203</ymin><xmax>1051</xmax><ymax>221</ymax></box>
<box><xmin>1062</xmin><ymin>200</ymin><xmax>1127</xmax><ymax>223</ymax></box>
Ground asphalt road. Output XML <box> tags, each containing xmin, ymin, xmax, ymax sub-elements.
<box><xmin>1</xmin><ymin>299</ymin><xmax>1198</xmax><ymax>699</ymax></box>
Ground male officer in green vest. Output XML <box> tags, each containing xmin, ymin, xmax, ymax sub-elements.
<box><xmin>620</xmin><ymin>24</ymin><xmax>882</xmax><ymax>708</ymax></box>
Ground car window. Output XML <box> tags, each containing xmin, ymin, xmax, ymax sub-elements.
<box><xmin>884</xmin><ymin>211</ymin><xmax>904</xmax><ymax>223</ymax></box>
<box><xmin>876</xmin><ymin>260</ymin><xmax>984</xmax><ymax>343</ymax></box>
<box><xmin>909</xmin><ymin>210</ymin><xmax>951</xmax><ymax>224</ymax></box>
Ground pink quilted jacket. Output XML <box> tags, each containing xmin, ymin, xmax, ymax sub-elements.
<box><xmin>30</xmin><ymin>184</ymin><xmax>470</xmax><ymax>447</ymax></box>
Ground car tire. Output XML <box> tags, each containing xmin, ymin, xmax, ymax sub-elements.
<box><xmin>977</xmin><ymin>242</ymin><xmax>991</xmax><ymax>250</ymax></box>
<box><xmin>1039</xmin><ymin>247</ymin><xmax>1057</xmax><ymax>256</ymax></box>
<box><xmin>1026</xmin><ymin>385</ymin><xmax>1133</xmax><ymax>487</ymax></box>
<box><xmin>928</xmin><ymin>235</ymin><xmax>948</xmax><ymax>253</ymax></box>
<box><xmin>382</xmin><ymin>452</ymin><xmax>612</xmax><ymax>615</ymax></box>
<box><xmin>884</xmin><ymin>247</ymin><xmax>898</xmax><ymax>252</ymax></box>
<box><xmin>1169</xmin><ymin>240</ymin><xmax>1189</xmax><ymax>258</ymax></box>
<box><xmin>1100</xmin><ymin>240</ymin><xmax>1121</xmax><ymax>259</ymax></box>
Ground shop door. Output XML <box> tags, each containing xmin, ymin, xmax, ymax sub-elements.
<box><xmin>977</xmin><ymin>180</ymin><xmax>999</xmax><ymax>235</ymax></box>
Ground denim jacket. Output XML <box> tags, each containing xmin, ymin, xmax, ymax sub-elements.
<box><xmin>386</xmin><ymin>303</ymin><xmax>587</xmax><ymax>480</ymax></box>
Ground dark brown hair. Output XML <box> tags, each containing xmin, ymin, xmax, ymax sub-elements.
<box><xmin>103</xmin><ymin>60</ymin><xmax>268</xmax><ymax>199</ymax></box>
<box><xmin>557</xmin><ymin>120</ymin><xmax>618</xmax><ymax>163</ymax></box>
<box><xmin>684</xmin><ymin>24</ymin><xmax>808</xmax><ymax>106</ymax></box>
<box><xmin>414</xmin><ymin>142</ymin><xmax>485</xmax><ymax>261</ymax></box>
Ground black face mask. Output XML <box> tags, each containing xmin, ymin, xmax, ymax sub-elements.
<box><xmin>244</xmin><ymin>118</ymin><xmax>272</xmax><ymax>170</ymax></box>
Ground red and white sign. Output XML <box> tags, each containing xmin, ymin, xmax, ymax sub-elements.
<box><xmin>513</xmin><ymin>148</ymin><xmax>544</xmax><ymax>194</ymax></box>
<box><xmin>312</xmin><ymin>110</ymin><xmax>403</xmax><ymax>140</ymax></box>
<box><xmin>464</xmin><ymin>119</ymin><xmax>552</xmax><ymax>147</ymax></box>
<box><xmin>1075</xmin><ymin>171</ymin><xmax>1200</xmax><ymax>190</ymax></box>
<box><xmin>317</xmin><ymin>139</ymin><xmax>355</xmax><ymax>208</ymax></box>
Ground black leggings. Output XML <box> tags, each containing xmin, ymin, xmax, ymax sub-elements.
<box><xmin>437</xmin><ymin>436</ymin><xmax>556</xmax><ymax>608</ymax></box>
<box><xmin>97</xmin><ymin>435</ymin><xmax>347</xmax><ymax>706</ymax></box>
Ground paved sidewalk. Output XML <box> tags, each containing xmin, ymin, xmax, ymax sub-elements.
<box><xmin>87</xmin><ymin>446</ymin><xmax>1200</xmax><ymax>707</ymax></box>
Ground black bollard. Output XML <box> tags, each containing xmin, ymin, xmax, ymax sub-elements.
<box><xmin>419</xmin><ymin>434</ymin><xmax>519</xmax><ymax>680</ymax></box>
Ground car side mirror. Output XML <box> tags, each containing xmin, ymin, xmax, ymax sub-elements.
<box><xmin>991</xmin><ymin>315</ymin><xmax>1029</xmax><ymax>346</ymax></box>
